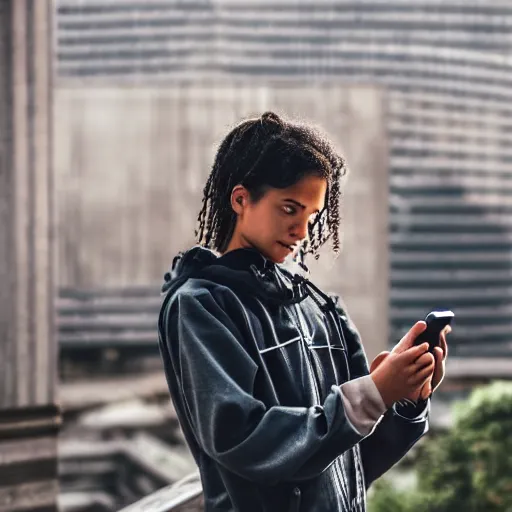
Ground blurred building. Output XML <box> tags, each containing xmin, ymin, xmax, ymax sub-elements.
<box><xmin>53</xmin><ymin>0</ymin><xmax>512</xmax><ymax>372</ymax></box>
<box><xmin>49</xmin><ymin>2</ymin><xmax>512</xmax><ymax>509</ymax></box>
<box><xmin>0</xmin><ymin>2</ymin><xmax>60</xmax><ymax>511</ymax></box>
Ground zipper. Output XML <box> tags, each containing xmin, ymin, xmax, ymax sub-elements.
<box><xmin>288</xmin><ymin>486</ymin><xmax>301</xmax><ymax>512</ymax></box>
<box><xmin>292</xmin><ymin>280</ymin><xmax>359</xmax><ymax>509</ymax></box>
<box><xmin>320</xmin><ymin>309</ymin><xmax>343</xmax><ymax>385</ymax></box>
<box><xmin>297</xmin><ymin>278</ymin><xmax>362</xmax><ymax>508</ymax></box>
<box><xmin>308</xmin><ymin>347</ymin><xmax>327</xmax><ymax>395</ymax></box>
<box><xmin>302</xmin><ymin>278</ymin><xmax>348</xmax><ymax>385</ymax></box>
<box><xmin>328</xmin><ymin>309</ymin><xmax>352</xmax><ymax>382</ymax></box>
<box><xmin>291</xmin><ymin>303</ymin><xmax>322</xmax><ymax>403</ymax></box>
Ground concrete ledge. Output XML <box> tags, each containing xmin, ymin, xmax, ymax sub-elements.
<box><xmin>0</xmin><ymin>480</ymin><xmax>59</xmax><ymax>512</ymax></box>
<box><xmin>0</xmin><ymin>406</ymin><xmax>60</xmax><ymax>511</ymax></box>
<box><xmin>0</xmin><ymin>405</ymin><xmax>61</xmax><ymax>441</ymax></box>
<box><xmin>118</xmin><ymin>472</ymin><xmax>203</xmax><ymax>512</ymax></box>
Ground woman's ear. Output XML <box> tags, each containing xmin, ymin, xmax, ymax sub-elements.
<box><xmin>231</xmin><ymin>185</ymin><xmax>248</xmax><ymax>214</ymax></box>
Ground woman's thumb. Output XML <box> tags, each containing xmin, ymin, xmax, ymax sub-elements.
<box><xmin>370</xmin><ymin>351</ymin><xmax>390</xmax><ymax>372</ymax></box>
<box><xmin>393</xmin><ymin>321</ymin><xmax>427</xmax><ymax>353</ymax></box>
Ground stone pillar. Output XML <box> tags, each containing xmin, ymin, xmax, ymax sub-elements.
<box><xmin>0</xmin><ymin>1</ymin><xmax>60</xmax><ymax>511</ymax></box>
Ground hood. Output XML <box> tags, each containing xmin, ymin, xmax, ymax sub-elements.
<box><xmin>161</xmin><ymin>245</ymin><xmax>308</xmax><ymax>305</ymax></box>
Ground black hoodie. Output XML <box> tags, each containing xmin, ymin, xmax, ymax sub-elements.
<box><xmin>158</xmin><ymin>246</ymin><xmax>429</xmax><ymax>512</ymax></box>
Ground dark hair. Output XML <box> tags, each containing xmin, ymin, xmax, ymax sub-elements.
<box><xmin>196</xmin><ymin>111</ymin><xmax>348</xmax><ymax>260</ymax></box>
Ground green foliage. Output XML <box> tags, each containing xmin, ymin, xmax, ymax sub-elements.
<box><xmin>368</xmin><ymin>381</ymin><xmax>512</xmax><ymax>512</ymax></box>
<box><xmin>367</xmin><ymin>479</ymin><xmax>411</xmax><ymax>512</ymax></box>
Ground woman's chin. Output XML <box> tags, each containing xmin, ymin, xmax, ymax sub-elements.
<box><xmin>252</xmin><ymin>241</ymin><xmax>291</xmax><ymax>264</ymax></box>
<box><xmin>260</xmin><ymin>246</ymin><xmax>286</xmax><ymax>264</ymax></box>
<box><xmin>273</xmin><ymin>245</ymin><xmax>292</xmax><ymax>264</ymax></box>
<box><xmin>265</xmin><ymin>251</ymin><xmax>285</xmax><ymax>264</ymax></box>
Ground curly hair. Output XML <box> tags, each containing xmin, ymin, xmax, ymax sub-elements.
<box><xmin>196</xmin><ymin>111</ymin><xmax>348</xmax><ymax>261</ymax></box>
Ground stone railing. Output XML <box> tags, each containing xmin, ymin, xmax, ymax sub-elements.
<box><xmin>118</xmin><ymin>472</ymin><xmax>203</xmax><ymax>512</ymax></box>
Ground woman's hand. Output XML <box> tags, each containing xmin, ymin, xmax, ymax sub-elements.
<box><xmin>370</xmin><ymin>322</ymin><xmax>435</xmax><ymax>408</ymax></box>
<box><xmin>430</xmin><ymin>326</ymin><xmax>450</xmax><ymax>394</ymax></box>
<box><xmin>370</xmin><ymin>322</ymin><xmax>451</xmax><ymax>402</ymax></box>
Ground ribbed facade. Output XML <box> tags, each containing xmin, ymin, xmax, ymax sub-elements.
<box><xmin>55</xmin><ymin>0</ymin><xmax>512</xmax><ymax>357</ymax></box>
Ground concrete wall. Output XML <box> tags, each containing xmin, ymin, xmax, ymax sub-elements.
<box><xmin>54</xmin><ymin>84</ymin><xmax>389</xmax><ymax>360</ymax></box>
<box><xmin>0</xmin><ymin>1</ymin><xmax>59</xmax><ymax>510</ymax></box>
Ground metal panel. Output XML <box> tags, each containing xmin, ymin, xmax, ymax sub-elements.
<box><xmin>53</xmin><ymin>0</ymin><xmax>512</xmax><ymax>358</ymax></box>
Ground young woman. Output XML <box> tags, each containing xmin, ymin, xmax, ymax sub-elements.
<box><xmin>158</xmin><ymin>112</ymin><xmax>448</xmax><ymax>512</ymax></box>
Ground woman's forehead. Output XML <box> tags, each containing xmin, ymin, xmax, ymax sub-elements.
<box><xmin>268</xmin><ymin>176</ymin><xmax>327</xmax><ymax>209</ymax></box>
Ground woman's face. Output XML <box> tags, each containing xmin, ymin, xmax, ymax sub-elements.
<box><xmin>227</xmin><ymin>175</ymin><xmax>328</xmax><ymax>263</ymax></box>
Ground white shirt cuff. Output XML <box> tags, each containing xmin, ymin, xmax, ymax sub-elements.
<box><xmin>340</xmin><ymin>375</ymin><xmax>387</xmax><ymax>436</ymax></box>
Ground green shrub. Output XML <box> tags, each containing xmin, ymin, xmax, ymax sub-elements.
<box><xmin>368</xmin><ymin>381</ymin><xmax>512</xmax><ymax>512</ymax></box>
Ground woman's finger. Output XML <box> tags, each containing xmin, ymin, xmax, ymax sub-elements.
<box><xmin>401</xmin><ymin>342</ymin><xmax>429</xmax><ymax>363</ymax></box>
<box><xmin>433</xmin><ymin>346</ymin><xmax>444</xmax><ymax>362</ymax></box>
<box><xmin>414</xmin><ymin>352</ymin><xmax>435</xmax><ymax>369</ymax></box>
<box><xmin>420</xmin><ymin>380</ymin><xmax>432</xmax><ymax>400</ymax></box>
<box><xmin>432</xmin><ymin>347</ymin><xmax>445</xmax><ymax>384</ymax></box>
<box><xmin>393</xmin><ymin>321</ymin><xmax>427</xmax><ymax>354</ymax></box>
<box><xmin>370</xmin><ymin>351</ymin><xmax>390</xmax><ymax>372</ymax></box>
<box><xmin>439</xmin><ymin>327</ymin><xmax>450</xmax><ymax>359</ymax></box>
<box><xmin>410</xmin><ymin>363</ymin><xmax>434</xmax><ymax>385</ymax></box>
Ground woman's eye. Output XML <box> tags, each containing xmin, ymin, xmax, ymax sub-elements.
<box><xmin>282</xmin><ymin>205</ymin><xmax>296</xmax><ymax>215</ymax></box>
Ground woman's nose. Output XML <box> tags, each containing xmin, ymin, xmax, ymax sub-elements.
<box><xmin>291</xmin><ymin>220</ymin><xmax>309</xmax><ymax>241</ymax></box>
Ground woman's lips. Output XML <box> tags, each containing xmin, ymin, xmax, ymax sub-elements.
<box><xmin>277</xmin><ymin>241</ymin><xmax>296</xmax><ymax>252</ymax></box>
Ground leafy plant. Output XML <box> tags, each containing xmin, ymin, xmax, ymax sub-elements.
<box><xmin>368</xmin><ymin>381</ymin><xmax>512</xmax><ymax>512</ymax></box>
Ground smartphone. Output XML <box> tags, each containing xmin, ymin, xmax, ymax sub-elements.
<box><xmin>414</xmin><ymin>310</ymin><xmax>454</xmax><ymax>352</ymax></box>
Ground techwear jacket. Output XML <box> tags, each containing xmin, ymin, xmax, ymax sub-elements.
<box><xmin>158</xmin><ymin>246</ymin><xmax>429</xmax><ymax>512</ymax></box>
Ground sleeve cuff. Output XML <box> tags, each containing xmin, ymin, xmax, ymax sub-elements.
<box><xmin>340</xmin><ymin>375</ymin><xmax>388</xmax><ymax>436</ymax></box>
<box><xmin>394</xmin><ymin>398</ymin><xmax>430</xmax><ymax>420</ymax></box>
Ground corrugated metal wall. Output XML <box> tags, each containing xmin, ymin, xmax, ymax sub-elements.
<box><xmin>54</xmin><ymin>0</ymin><xmax>512</xmax><ymax>357</ymax></box>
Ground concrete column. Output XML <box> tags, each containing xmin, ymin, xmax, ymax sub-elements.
<box><xmin>0</xmin><ymin>1</ymin><xmax>60</xmax><ymax>511</ymax></box>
